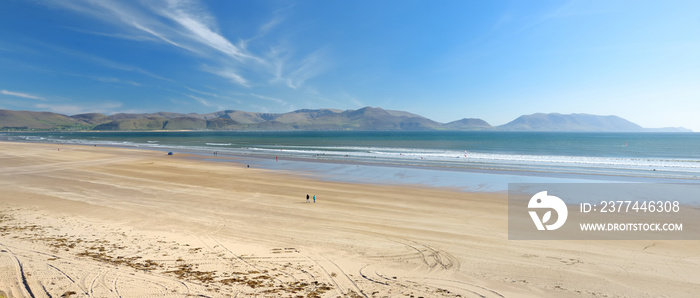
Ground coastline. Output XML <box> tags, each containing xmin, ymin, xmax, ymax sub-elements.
<box><xmin>5</xmin><ymin>130</ymin><xmax>699</xmax><ymax>193</ymax></box>
<box><xmin>191</xmin><ymin>153</ymin><xmax>699</xmax><ymax>193</ymax></box>
<box><xmin>4</xmin><ymin>130</ymin><xmax>700</xmax><ymax>184</ymax></box>
<box><xmin>1</xmin><ymin>141</ymin><xmax>699</xmax><ymax>297</ymax></box>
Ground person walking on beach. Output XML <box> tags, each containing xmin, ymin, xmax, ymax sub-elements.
<box><xmin>306</xmin><ymin>194</ymin><xmax>310</xmax><ymax>203</ymax></box>
<box><xmin>313</xmin><ymin>195</ymin><xmax>316</xmax><ymax>203</ymax></box>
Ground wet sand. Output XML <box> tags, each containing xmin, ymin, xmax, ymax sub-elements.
<box><xmin>0</xmin><ymin>141</ymin><xmax>698</xmax><ymax>297</ymax></box>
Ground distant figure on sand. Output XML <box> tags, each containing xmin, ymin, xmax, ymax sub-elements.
<box><xmin>306</xmin><ymin>194</ymin><xmax>310</xmax><ymax>203</ymax></box>
<box><xmin>313</xmin><ymin>195</ymin><xmax>316</xmax><ymax>203</ymax></box>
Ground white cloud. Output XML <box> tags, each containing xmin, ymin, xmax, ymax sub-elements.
<box><xmin>186</xmin><ymin>87</ymin><xmax>242</xmax><ymax>104</ymax></box>
<box><xmin>240</xmin><ymin>16</ymin><xmax>284</xmax><ymax>50</ymax></box>
<box><xmin>1</xmin><ymin>90</ymin><xmax>44</xmax><ymax>100</ymax></box>
<box><xmin>259</xmin><ymin>17</ymin><xmax>283</xmax><ymax>35</ymax></box>
<box><xmin>219</xmin><ymin>70</ymin><xmax>249</xmax><ymax>87</ymax></box>
<box><xmin>80</xmin><ymin>52</ymin><xmax>173</xmax><ymax>81</ymax></box>
<box><xmin>186</xmin><ymin>86</ymin><xmax>219</xmax><ymax>98</ymax></box>
<box><xmin>201</xmin><ymin>65</ymin><xmax>250</xmax><ymax>88</ymax></box>
<box><xmin>249</xmin><ymin>93</ymin><xmax>295</xmax><ymax>111</ymax></box>
<box><xmin>187</xmin><ymin>94</ymin><xmax>213</xmax><ymax>107</ymax></box>
<box><xmin>50</xmin><ymin>0</ymin><xmax>257</xmax><ymax>62</ymax></box>
<box><xmin>46</xmin><ymin>0</ymin><xmax>331</xmax><ymax>93</ymax></box>
<box><xmin>266</xmin><ymin>46</ymin><xmax>330</xmax><ymax>90</ymax></box>
<box><xmin>47</xmin><ymin>1</ymin><xmax>200</xmax><ymax>55</ymax></box>
<box><xmin>67</xmin><ymin>27</ymin><xmax>160</xmax><ymax>42</ymax></box>
<box><xmin>91</xmin><ymin>77</ymin><xmax>141</xmax><ymax>86</ymax></box>
<box><xmin>348</xmin><ymin>95</ymin><xmax>365</xmax><ymax>108</ymax></box>
<box><xmin>336</xmin><ymin>91</ymin><xmax>364</xmax><ymax>108</ymax></box>
<box><xmin>38</xmin><ymin>42</ymin><xmax>173</xmax><ymax>82</ymax></box>
<box><xmin>153</xmin><ymin>0</ymin><xmax>259</xmax><ymax>62</ymax></box>
<box><xmin>265</xmin><ymin>45</ymin><xmax>289</xmax><ymax>83</ymax></box>
<box><xmin>250</xmin><ymin>93</ymin><xmax>286</xmax><ymax>105</ymax></box>
<box><xmin>130</xmin><ymin>21</ymin><xmax>192</xmax><ymax>51</ymax></box>
<box><xmin>285</xmin><ymin>49</ymin><xmax>329</xmax><ymax>89</ymax></box>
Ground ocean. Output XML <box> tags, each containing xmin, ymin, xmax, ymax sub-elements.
<box><xmin>2</xmin><ymin>131</ymin><xmax>699</xmax><ymax>191</ymax></box>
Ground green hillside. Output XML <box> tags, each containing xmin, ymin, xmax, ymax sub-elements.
<box><xmin>0</xmin><ymin>110</ymin><xmax>89</xmax><ymax>130</ymax></box>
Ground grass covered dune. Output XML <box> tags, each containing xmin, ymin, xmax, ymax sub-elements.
<box><xmin>0</xmin><ymin>141</ymin><xmax>698</xmax><ymax>297</ymax></box>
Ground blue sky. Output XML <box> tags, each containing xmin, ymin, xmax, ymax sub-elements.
<box><xmin>0</xmin><ymin>0</ymin><xmax>698</xmax><ymax>130</ymax></box>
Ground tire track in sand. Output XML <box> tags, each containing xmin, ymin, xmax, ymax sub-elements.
<box><xmin>47</xmin><ymin>264</ymin><xmax>88</xmax><ymax>296</ymax></box>
<box><xmin>0</xmin><ymin>244</ymin><xmax>35</xmax><ymax>298</ymax></box>
<box><xmin>305</xmin><ymin>252</ymin><xmax>367</xmax><ymax>297</ymax></box>
<box><xmin>388</xmin><ymin>237</ymin><xmax>460</xmax><ymax>271</ymax></box>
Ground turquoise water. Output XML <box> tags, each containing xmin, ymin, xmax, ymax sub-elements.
<box><xmin>3</xmin><ymin>131</ymin><xmax>700</xmax><ymax>189</ymax></box>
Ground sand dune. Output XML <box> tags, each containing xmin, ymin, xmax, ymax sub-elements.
<box><xmin>0</xmin><ymin>141</ymin><xmax>698</xmax><ymax>297</ymax></box>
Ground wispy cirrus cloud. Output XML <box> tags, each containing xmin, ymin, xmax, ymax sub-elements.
<box><xmin>92</xmin><ymin>77</ymin><xmax>141</xmax><ymax>86</ymax></box>
<box><xmin>9</xmin><ymin>61</ymin><xmax>143</xmax><ymax>87</ymax></box>
<box><xmin>250</xmin><ymin>93</ymin><xmax>295</xmax><ymax>111</ymax></box>
<box><xmin>50</xmin><ymin>1</ymin><xmax>258</xmax><ymax>65</ymax></box>
<box><xmin>343</xmin><ymin>92</ymin><xmax>365</xmax><ymax>108</ymax></box>
<box><xmin>49</xmin><ymin>0</ymin><xmax>200</xmax><ymax>54</ymax></box>
<box><xmin>66</xmin><ymin>27</ymin><xmax>160</xmax><ymax>43</ymax></box>
<box><xmin>239</xmin><ymin>16</ymin><xmax>284</xmax><ymax>50</ymax></box>
<box><xmin>151</xmin><ymin>0</ymin><xmax>259</xmax><ymax>63</ymax></box>
<box><xmin>187</xmin><ymin>94</ymin><xmax>225</xmax><ymax>110</ymax></box>
<box><xmin>35</xmin><ymin>42</ymin><xmax>173</xmax><ymax>82</ymax></box>
<box><xmin>185</xmin><ymin>86</ymin><xmax>219</xmax><ymax>98</ymax></box>
<box><xmin>186</xmin><ymin>87</ymin><xmax>242</xmax><ymax>104</ymax></box>
<box><xmin>200</xmin><ymin>65</ymin><xmax>250</xmax><ymax>88</ymax></box>
<box><xmin>78</xmin><ymin>51</ymin><xmax>173</xmax><ymax>81</ymax></box>
<box><xmin>1</xmin><ymin>90</ymin><xmax>45</xmax><ymax>100</ymax></box>
<box><xmin>47</xmin><ymin>0</ymin><xmax>329</xmax><ymax>91</ymax></box>
<box><xmin>250</xmin><ymin>93</ymin><xmax>286</xmax><ymax>105</ymax></box>
<box><xmin>284</xmin><ymin>49</ymin><xmax>330</xmax><ymax>89</ymax></box>
<box><xmin>187</xmin><ymin>94</ymin><xmax>212</xmax><ymax>107</ymax></box>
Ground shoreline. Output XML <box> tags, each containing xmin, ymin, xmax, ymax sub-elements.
<box><xmin>1</xmin><ymin>141</ymin><xmax>699</xmax><ymax>297</ymax></box>
<box><xmin>5</xmin><ymin>137</ymin><xmax>698</xmax><ymax>193</ymax></box>
<box><xmin>4</xmin><ymin>130</ymin><xmax>700</xmax><ymax>183</ymax></box>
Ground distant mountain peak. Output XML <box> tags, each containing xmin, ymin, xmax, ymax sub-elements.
<box><xmin>0</xmin><ymin>109</ymin><xmax>691</xmax><ymax>132</ymax></box>
<box><xmin>499</xmin><ymin>113</ymin><xmax>644</xmax><ymax>132</ymax></box>
<box><xmin>445</xmin><ymin>118</ymin><xmax>492</xmax><ymax>130</ymax></box>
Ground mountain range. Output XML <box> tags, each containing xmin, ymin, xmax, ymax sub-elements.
<box><xmin>0</xmin><ymin>107</ymin><xmax>691</xmax><ymax>132</ymax></box>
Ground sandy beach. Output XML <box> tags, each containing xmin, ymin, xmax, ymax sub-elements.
<box><xmin>0</xmin><ymin>141</ymin><xmax>698</xmax><ymax>297</ymax></box>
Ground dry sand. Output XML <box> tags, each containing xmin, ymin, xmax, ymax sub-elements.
<box><xmin>0</xmin><ymin>141</ymin><xmax>698</xmax><ymax>297</ymax></box>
